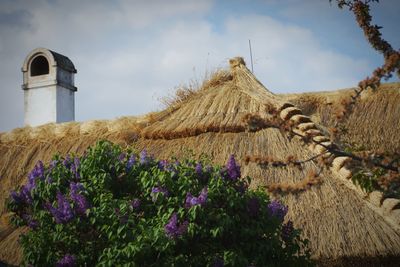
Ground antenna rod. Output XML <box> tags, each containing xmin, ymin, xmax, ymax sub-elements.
<box><xmin>248</xmin><ymin>39</ymin><xmax>254</xmax><ymax>73</ymax></box>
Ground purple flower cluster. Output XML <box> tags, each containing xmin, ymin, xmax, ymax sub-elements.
<box><xmin>195</xmin><ymin>163</ymin><xmax>203</xmax><ymax>177</ymax></box>
<box><xmin>15</xmin><ymin>161</ymin><xmax>46</xmax><ymax>204</ymax></box>
<box><xmin>45</xmin><ymin>183</ymin><xmax>90</xmax><ymax>224</ymax></box>
<box><xmin>140</xmin><ymin>149</ymin><xmax>151</xmax><ymax>165</ymax></box>
<box><xmin>28</xmin><ymin>161</ymin><xmax>45</xmax><ymax>182</ymax></box>
<box><xmin>10</xmin><ymin>186</ymin><xmax>32</xmax><ymax>205</ymax></box>
<box><xmin>224</xmin><ymin>155</ymin><xmax>241</xmax><ymax>181</ymax></box>
<box><xmin>63</xmin><ymin>155</ymin><xmax>71</xmax><ymax>168</ymax></box>
<box><xmin>267</xmin><ymin>200</ymin><xmax>288</xmax><ymax>221</ymax></box>
<box><xmin>131</xmin><ymin>198</ymin><xmax>141</xmax><ymax>211</ymax></box>
<box><xmin>10</xmin><ymin>160</ymin><xmax>50</xmax><ymax>206</ymax></box>
<box><xmin>70</xmin><ymin>157</ymin><xmax>80</xmax><ymax>179</ymax></box>
<box><xmin>69</xmin><ymin>182</ymin><xmax>90</xmax><ymax>216</ymax></box>
<box><xmin>10</xmin><ymin>191</ymin><xmax>21</xmax><ymax>203</ymax></box>
<box><xmin>151</xmin><ymin>186</ymin><xmax>169</xmax><ymax>201</ymax></box>
<box><xmin>22</xmin><ymin>214</ymin><xmax>38</xmax><ymax>229</ymax></box>
<box><xmin>158</xmin><ymin>159</ymin><xmax>168</xmax><ymax>171</ymax></box>
<box><xmin>185</xmin><ymin>187</ymin><xmax>208</xmax><ymax>208</ymax></box>
<box><xmin>45</xmin><ymin>192</ymin><xmax>74</xmax><ymax>224</ymax></box>
<box><xmin>126</xmin><ymin>154</ymin><xmax>136</xmax><ymax>172</ymax></box>
<box><xmin>62</xmin><ymin>156</ymin><xmax>80</xmax><ymax>179</ymax></box>
<box><xmin>247</xmin><ymin>197</ymin><xmax>260</xmax><ymax>217</ymax></box>
<box><xmin>281</xmin><ymin>220</ymin><xmax>294</xmax><ymax>242</ymax></box>
<box><xmin>56</xmin><ymin>254</ymin><xmax>76</xmax><ymax>267</ymax></box>
<box><xmin>164</xmin><ymin>212</ymin><xmax>188</xmax><ymax>239</ymax></box>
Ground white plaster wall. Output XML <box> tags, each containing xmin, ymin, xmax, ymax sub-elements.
<box><xmin>24</xmin><ymin>86</ymin><xmax>57</xmax><ymax>126</ymax></box>
<box><xmin>56</xmin><ymin>86</ymin><xmax>75</xmax><ymax>122</ymax></box>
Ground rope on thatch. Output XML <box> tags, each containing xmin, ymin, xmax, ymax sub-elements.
<box><xmin>278</xmin><ymin>101</ymin><xmax>400</xmax><ymax>231</ymax></box>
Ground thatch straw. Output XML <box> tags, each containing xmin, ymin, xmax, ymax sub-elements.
<box><xmin>0</xmin><ymin>58</ymin><xmax>399</xmax><ymax>266</ymax></box>
<box><xmin>283</xmin><ymin>83</ymin><xmax>400</xmax><ymax>153</ymax></box>
<box><xmin>54</xmin><ymin>121</ymin><xmax>80</xmax><ymax>138</ymax></box>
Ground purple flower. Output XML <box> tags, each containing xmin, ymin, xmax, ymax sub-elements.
<box><xmin>10</xmin><ymin>190</ymin><xmax>22</xmax><ymax>204</ymax></box>
<box><xmin>70</xmin><ymin>182</ymin><xmax>89</xmax><ymax>216</ymax></box>
<box><xmin>195</xmin><ymin>163</ymin><xmax>203</xmax><ymax>177</ymax></box>
<box><xmin>118</xmin><ymin>153</ymin><xmax>126</xmax><ymax>162</ymax></box>
<box><xmin>70</xmin><ymin>182</ymin><xmax>84</xmax><ymax>194</ymax></box>
<box><xmin>126</xmin><ymin>154</ymin><xmax>136</xmax><ymax>172</ymax></box>
<box><xmin>20</xmin><ymin>186</ymin><xmax>33</xmax><ymax>204</ymax></box>
<box><xmin>281</xmin><ymin>220</ymin><xmax>294</xmax><ymax>242</ymax></box>
<box><xmin>212</xmin><ymin>257</ymin><xmax>224</xmax><ymax>267</ymax></box>
<box><xmin>25</xmin><ymin>178</ymin><xmax>35</xmax><ymax>193</ymax></box>
<box><xmin>247</xmin><ymin>197</ymin><xmax>260</xmax><ymax>218</ymax></box>
<box><xmin>267</xmin><ymin>200</ymin><xmax>288</xmax><ymax>221</ymax></box>
<box><xmin>74</xmin><ymin>157</ymin><xmax>80</xmax><ymax>168</ymax></box>
<box><xmin>11</xmin><ymin>185</ymin><xmax>34</xmax><ymax>205</ymax></box>
<box><xmin>28</xmin><ymin>219</ymin><xmax>39</xmax><ymax>229</ymax></box>
<box><xmin>131</xmin><ymin>198</ymin><xmax>141</xmax><ymax>210</ymax></box>
<box><xmin>46</xmin><ymin>192</ymin><xmax>74</xmax><ymax>224</ymax></box>
<box><xmin>158</xmin><ymin>160</ymin><xmax>168</xmax><ymax>171</ymax></box>
<box><xmin>56</xmin><ymin>254</ymin><xmax>76</xmax><ymax>267</ymax></box>
<box><xmin>151</xmin><ymin>186</ymin><xmax>169</xmax><ymax>201</ymax></box>
<box><xmin>70</xmin><ymin>157</ymin><xmax>80</xmax><ymax>179</ymax></box>
<box><xmin>28</xmin><ymin>161</ymin><xmax>45</xmax><ymax>181</ymax></box>
<box><xmin>185</xmin><ymin>187</ymin><xmax>208</xmax><ymax>208</ymax></box>
<box><xmin>22</xmin><ymin>214</ymin><xmax>38</xmax><ymax>229</ymax></box>
<box><xmin>225</xmin><ymin>155</ymin><xmax>241</xmax><ymax>181</ymax></box>
<box><xmin>140</xmin><ymin>149</ymin><xmax>149</xmax><ymax>164</ymax></box>
<box><xmin>72</xmin><ymin>194</ymin><xmax>89</xmax><ymax>216</ymax></box>
<box><xmin>25</xmin><ymin>161</ymin><xmax>45</xmax><ymax>192</ymax></box>
<box><xmin>46</xmin><ymin>176</ymin><xmax>53</xmax><ymax>184</ymax></box>
<box><xmin>164</xmin><ymin>213</ymin><xmax>188</xmax><ymax>239</ymax></box>
<box><xmin>63</xmin><ymin>155</ymin><xmax>71</xmax><ymax>168</ymax></box>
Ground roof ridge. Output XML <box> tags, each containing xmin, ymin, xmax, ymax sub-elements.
<box><xmin>277</xmin><ymin>102</ymin><xmax>400</xmax><ymax>232</ymax></box>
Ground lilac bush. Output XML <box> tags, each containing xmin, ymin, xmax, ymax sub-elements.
<box><xmin>7</xmin><ymin>141</ymin><xmax>312</xmax><ymax>266</ymax></box>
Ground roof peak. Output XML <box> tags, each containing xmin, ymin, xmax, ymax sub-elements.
<box><xmin>229</xmin><ymin>57</ymin><xmax>246</xmax><ymax>69</ymax></box>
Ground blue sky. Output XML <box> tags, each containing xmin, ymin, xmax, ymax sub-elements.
<box><xmin>0</xmin><ymin>0</ymin><xmax>399</xmax><ymax>132</ymax></box>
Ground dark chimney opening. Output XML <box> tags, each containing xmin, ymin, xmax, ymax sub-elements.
<box><xmin>30</xmin><ymin>55</ymin><xmax>49</xmax><ymax>76</ymax></box>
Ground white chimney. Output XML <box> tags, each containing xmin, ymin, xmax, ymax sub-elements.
<box><xmin>22</xmin><ymin>48</ymin><xmax>77</xmax><ymax>127</ymax></box>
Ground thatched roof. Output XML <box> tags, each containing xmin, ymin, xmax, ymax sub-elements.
<box><xmin>1</xmin><ymin>58</ymin><xmax>400</xmax><ymax>266</ymax></box>
<box><xmin>282</xmin><ymin>83</ymin><xmax>400</xmax><ymax>154</ymax></box>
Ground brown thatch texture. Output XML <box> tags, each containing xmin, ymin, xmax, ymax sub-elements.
<box><xmin>0</xmin><ymin>59</ymin><xmax>399</xmax><ymax>266</ymax></box>
<box><xmin>283</xmin><ymin>83</ymin><xmax>400</xmax><ymax>153</ymax></box>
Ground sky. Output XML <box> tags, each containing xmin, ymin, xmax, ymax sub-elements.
<box><xmin>0</xmin><ymin>0</ymin><xmax>399</xmax><ymax>132</ymax></box>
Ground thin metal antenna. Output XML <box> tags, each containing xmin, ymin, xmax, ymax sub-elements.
<box><xmin>248</xmin><ymin>39</ymin><xmax>254</xmax><ymax>73</ymax></box>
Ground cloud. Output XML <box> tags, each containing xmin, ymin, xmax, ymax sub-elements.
<box><xmin>0</xmin><ymin>0</ymin><xmax>377</xmax><ymax>132</ymax></box>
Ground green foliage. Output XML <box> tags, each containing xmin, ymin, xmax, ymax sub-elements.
<box><xmin>8</xmin><ymin>141</ymin><xmax>313</xmax><ymax>266</ymax></box>
<box><xmin>351</xmin><ymin>168</ymin><xmax>382</xmax><ymax>193</ymax></box>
